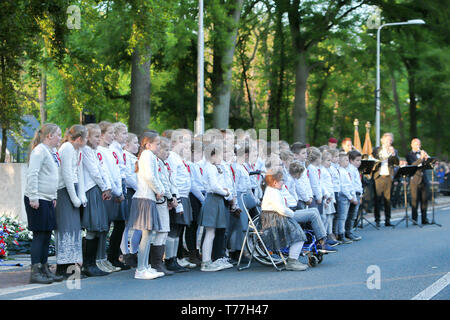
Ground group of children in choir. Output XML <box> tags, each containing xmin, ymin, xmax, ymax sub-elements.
<box><xmin>24</xmin><ymin>123</ymin><xmax>364</xmax><ymax>283</ymax></box>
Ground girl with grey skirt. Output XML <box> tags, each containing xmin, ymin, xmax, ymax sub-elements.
<box><xmin>127</xmin><ymin>132</ymin><xmax>165</xmax><ymax>280</ymax></box>
<box><xmin>55</xmin><ymin>125</ymin><xmax>88</xmax><ymax>278</ymax></box>
<box><xmin>81</xmin><ymin>124</ymin><xmax>111</xmax><ymax>277</ymax></box>
<box><xmin>198</xmin><ymin>144</ymin><xmax>230</xmax><ymax>272</ymax></box>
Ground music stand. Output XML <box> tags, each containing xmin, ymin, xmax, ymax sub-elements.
<box><xmin>355</xmin><ymin>160</ymin><xmax>379</xmax><ymax>230</ymax></box>
<box><xmin>393</xmin><ymin>165</ymin><xmax>421</xmax><ymax>228</ymax></box>
<box><xmin>422</xmin><ymin>157</ymin><xmax>441</xmax><ymax>227</ymax></box>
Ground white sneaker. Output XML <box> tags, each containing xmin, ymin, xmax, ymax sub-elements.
<box><xmin>134</xmin><ymin>269</ymin><xmax>159</xmax><ymax>280</ymax></box>
<box><xmin>103</xmin><ymin>259</ymin><xmax>121</xmax><ymax>272</ymax></box>
<box><xmin>200</xmin><ymin>260</ymin><xmax>223</xmax><ymax>272</ymax></box>
<box><xmin>178</xmin><ymin>258</ymin><xmax>196</xmax><ymax>269</ymax></box>
<box><xmin>96</xmin><ymin>260</ymin><xmax>113</xmax><ymax>273</ymax></box>
<box><xmin>145</xmin><ymin>266</ymin><xmax>165</xmax><ymax>278</ymax></box>
<box><xmin>215</xmin><ymin>257</ymin><xmax>233</xmax><ymax>269</ymax></box>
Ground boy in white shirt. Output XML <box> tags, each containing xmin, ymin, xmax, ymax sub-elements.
<box><xmin>336</xmin><ymin>152</ymin><xmax>358</xmax><ymax>244</ymax></box>
<box><xmin>345</xmin><ymin>150</ymin><xmax>363</xmax><ymax>241</ymax></box>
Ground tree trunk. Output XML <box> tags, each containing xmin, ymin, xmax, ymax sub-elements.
<box><xmin>0</xmin><ymin>127</ymin><xmax>7</xmax><ymax>163</ymax></box>
<box><xmin>39</xmin><ymin>72</ymin><xmax>47</xmax><ymax>125</ymax></box>
<box><xmin>212</xmin><ymin>0</ymin><xmax>243</xmax><ymax>129</ymax></box>
<box><xmin>292</xmin><ymin>51</ymin><xmax>308</xmax><ymax>143</ymax></box>
<box><xmin>311</xmin><ymin>74</ymin><xmax>328</xmax><ymax>145</ymax></box>
<box><xmin>129</xmin><ymin>46</ymin><xmax>151</xmax><ymax>136</ymax></box>
<box><xmin>390</xmin><ymin>73</ymin><xmax>407</xmax><ymax>156</ymax></box>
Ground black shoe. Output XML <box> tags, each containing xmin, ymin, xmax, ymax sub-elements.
<box><xmin>123</xmin><ymin>253</ymin><xmax>138</xmax><ymax>268</ymax></box>
<box><xmin>41</xmin><ymin>263</ymin><xmax>64</xmax><ymax>282</ymax></box>
<box><xmin>165</xmin><ymin>257</ymin><xmax>188</xmax><ymax>273</ymax></box>
<box><xmin>83</xmin><ymin>264</ymin><xmax>109</xmax><ymax>277</ymax></box>
<box><xmin>375</xmin><ymin>221</ymin><xmax>381</xmax><ymax>228</ymax></box>
<box><xmin>345</xmin><ymin>233</ymin><xmax>362</xmax><ymax>241</ymax></box>
<box><xmin>110</xmin><ymin>259</ymin><xmax>131</xmax><ymax>270</ymax></box>
<box><xmin>30</xmin><ymin>264</ymin><xmax>53</xmax><ymax>284</ymax></box>
<box><xmin>422</xmin><ymin>219</ymin><xmax>430</xmax><ymax>225</ymax></box>
<box><xmin>385</xmin><ymin>222</ymin><xmax>394</xmax><ymax>227</ymax></box>
<box><xmin>337</xmin><ymin>234</ymin><xmax>352</xmax><ymax>244</ymax></box>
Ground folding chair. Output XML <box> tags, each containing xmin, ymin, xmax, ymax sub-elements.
<box><xmin>237</xmin><ymin>193</ymin><xmax>285</xmax><ymax>271</ymax></box>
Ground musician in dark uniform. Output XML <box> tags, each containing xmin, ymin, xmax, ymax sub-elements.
<box><xmin>372</xmin><ymin>133</ymin><xmax>399</xmax><ymax>227</ymax></box>
<box><xmin>406</xmin><ymin>138</ymin><xmax>430</xmax><ymax>225</ymax></box>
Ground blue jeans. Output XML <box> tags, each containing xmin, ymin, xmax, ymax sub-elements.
<box><xmin>292</xmin><ymin>207</ymin><xmax>327</xmax><ymax>241</ymax></box>
<box><xmin>336</xmin><ymin>193</ymin><xmax>350</xmax><ymax>236</ymax></box>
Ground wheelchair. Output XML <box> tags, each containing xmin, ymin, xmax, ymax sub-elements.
<box><xmin>237</xmin><ymin>194</ymin><xmax>324</xmax><ymax>271</ymax></box>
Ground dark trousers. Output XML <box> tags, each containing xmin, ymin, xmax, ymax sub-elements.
<box><xmin>108</xmin><ymin>220</ymin><xmax>125</xmax><ymax>261</ymax></box>
<box><xmin>185</xmin><ymin>193</ymin><xmax>202</xmax><ymax>252</ymax></box>
<box><xmin>31</xmin><ymin>231</ymin><xmax>52</xmax><ymax>265</ymax></box>
<box><xmin>374</xmin><ymin>176</ymin><xmax>392</xmax><ymax>223</ymax></box>
<box><xmin>212</xmin><ymin>228</ymin><xmax>226</xmax><ymax>261</ymax></box>
<box><xmin>411</xmin><ymin>182</ymin><xmax>428</xmax><ymax>222</ymax></box>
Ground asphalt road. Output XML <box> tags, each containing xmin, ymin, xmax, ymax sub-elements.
<box><xmin>1</xmin><ymin>207</ymin><xmax>449</xmax><ymax>301</ymax></box>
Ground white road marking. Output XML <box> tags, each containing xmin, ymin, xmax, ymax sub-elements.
<box><xmin>14</xmin><ymin>292</ymin><xmax>62</xmax><ymax>300</ymax></box>
<box><xmin>412</xmin><ymin>271</ymin><xmax>450</xmax><ymax>300</ymax></box>
<box><xmin>0</xmin><ymin>282</ymin><xmax>60</xmax><ymax>297</ymax></box>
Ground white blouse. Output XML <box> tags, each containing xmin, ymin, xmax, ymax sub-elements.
<box><xmin>124</xmin><ymin>150</ymin><xmax>138</xmax><ymax>191</ymax></box>
<box><xmin>58</xmin><ymin>142</ymin><xmax>86</xmax><ymax>207</ymax></box>
<box><xmin>25</xmin><ymin>143</ymin><xmax>59</xmax><ymax>202</ymax></box>
<box><xmin>166</xmin><ymin>151</ymin><xmax>191</xmax><ymax>198</ymax></box>
<box><xmin>97</xmin><ymin>145</ymin><xmax>122</xmax><ymax>197</ymax></box>
<box><xmin>261</xmin><ymin>186</ymin><xmax>294</xmax><ymax>218</ymax></box>
<box><xmin>203</xmin><ymin>161</ymin><xmax>228</xmax><ymax>197</ymax></box>
<box><xmin>110</xmin><ymin>140</ymin><xmax>127</xmax><ymax>180</ymax></box>
<box><xmin>320</xmin><ymin>166</ymin><xmax>334</xmax><ymax>201</ymax></box>
<box><xmin>82</xmin><ymin>145</ymin><xmax>110</xmax><ymax>193</ymax></box>
<box><xmin>307</xmin><ymin>164</ymin><xmax>323</xmax><ymax>201</ymax></box>
<box><xmin>133</xmin><ymin>150</ymin><xmax>164</xmax><ymax>201</ymax></box>
<box><xmin>338</xmin><ymin>166</ymin><xmax>356</xmax><ymax>201</ymax></box>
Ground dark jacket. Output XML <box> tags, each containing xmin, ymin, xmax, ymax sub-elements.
<box><xmin>406</xmin><ymin>151</ymin><xmax>429</xmax><ymax>186</ymax></box>
<box><xmin>372</xmin><ymin>146</ymin><xmax>400</xmax><ymax>180</ymax></box>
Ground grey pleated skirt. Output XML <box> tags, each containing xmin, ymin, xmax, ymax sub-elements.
<box><xmin>259</xmin><ymin>211</ymin><xmax>306</xmax><ymax>251</ymax></box>
<box><xmin>55</xmin><ymin>186</ymin><xmax>81</xmax><ymax>233</ymax></box>
<box><xmin>198</xmin><ymin>193</ymin><xmax>228</xmax><ymax>229</ymax></box>
<box><xmin>104</xmin><ymin>197</ymin><xmax>124</xmax><ymax>222</ymax></box>
<box><xmin>169</xmin><ymin>197</ymin><xmax>193</xmax><ymax>226</ymax></box>
<box><xmin>156</xmin><ymin>201</ymin><xmax>170</xmax><ymax>232</ymax></box>
<box><xmin>81</xmin><ymin>186</ymin><xmax>109</xmax><ymax>232</ymax></box>
<box><xmin>127</xmin><ymin>198</ymin><xmax>161</xmax><ymax>231</ymax></box>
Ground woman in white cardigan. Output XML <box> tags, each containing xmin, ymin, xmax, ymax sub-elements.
<box><xmin>24</xmin><ymin>123</ymin><xmax>63</xmax><ymax>284</ymax></box>
<box><xmin>55</xmin><ymin>125</ymin><xmax>88</xmax><ymax>278</ymax></box>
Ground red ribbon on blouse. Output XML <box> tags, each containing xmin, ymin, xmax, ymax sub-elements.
<box><xmin>182</xmin><ymin>160</ymin><xmax>191</xmax><ymax>173</ymax></box>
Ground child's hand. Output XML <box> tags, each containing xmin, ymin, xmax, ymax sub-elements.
<box><xmin>30</xmin><ymin>200</ymin><xmax>39</xmax><ymax>210</ymax></box>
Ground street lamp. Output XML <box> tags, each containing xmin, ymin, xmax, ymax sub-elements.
<box><xmin>195</xmin><ymin>0</ymin><xmax>205</xmax><ymax>136</ymax></box>
<box><xmin>375</xmin><ymin>19</ymin><xmax>425</xmax><ymax>147</ymax></box>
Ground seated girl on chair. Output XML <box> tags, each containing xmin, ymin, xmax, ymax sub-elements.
<box><xmin>260</xmin><ymin>169</ymin><xmax>309</xmax><ymax>271</ymax></box>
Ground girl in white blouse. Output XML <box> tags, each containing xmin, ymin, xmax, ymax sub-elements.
<box><xmin>127</xmin><ymin>131</ymin><xmax>165</xmax><ymax>280</ymax></box>
<box><xmin>81</xmin><ymin>124</ymin><xmax>111</xmax><ymax>277</ymax></box>
<box><xmin>96</xmin><ymin>121</ymin><xmax>123</xmax><ymax>272</ymax></box>
<box><xmin>121</xmin><ymin>132</ymin><xmax>141</xmax><ymax>267</ymax></box>
<box><xmin>198</xmin><ymin>143</ymin><xmax>230</xmax><ymax>272</ymax></box>
<box><xmin>25</xmin><ymin>123</ymin><xmax>63</xmax><ymax>284</ymax></box>
<box><xmin>55</xmin><ymin>125</ymin><xmax>88</xmax><ymax>278</ymax></box>
<box><xmin>307</xmin><ymin>147</ymin><xmax>323</xmax><ymax>214</ymax></box>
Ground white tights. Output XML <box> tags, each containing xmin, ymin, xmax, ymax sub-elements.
<box><xmin>201</xmin><ymin>227</ymin><xmax>216</xmax><ymax>263</ymax></box>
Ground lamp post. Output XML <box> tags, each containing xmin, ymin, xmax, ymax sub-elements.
<box><xmin>375</xmin><ymin>19</ymin><xmax>425</xmax><ymax>147</ymax></box>
<box><xmin>195</xmin><ymin>0</ymin><xmax>205</xmax><ymax>136</ymax></box>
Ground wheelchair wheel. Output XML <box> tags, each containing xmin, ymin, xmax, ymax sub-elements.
<box><xmin>308</xmin><ymin>255</ymin><xmax>319</xmax><ymax>267</ymax></box>
<box><xmin>245</xmin><ymin>215</ymin><xmax>284</xmax><ymax>267</ymax></box>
